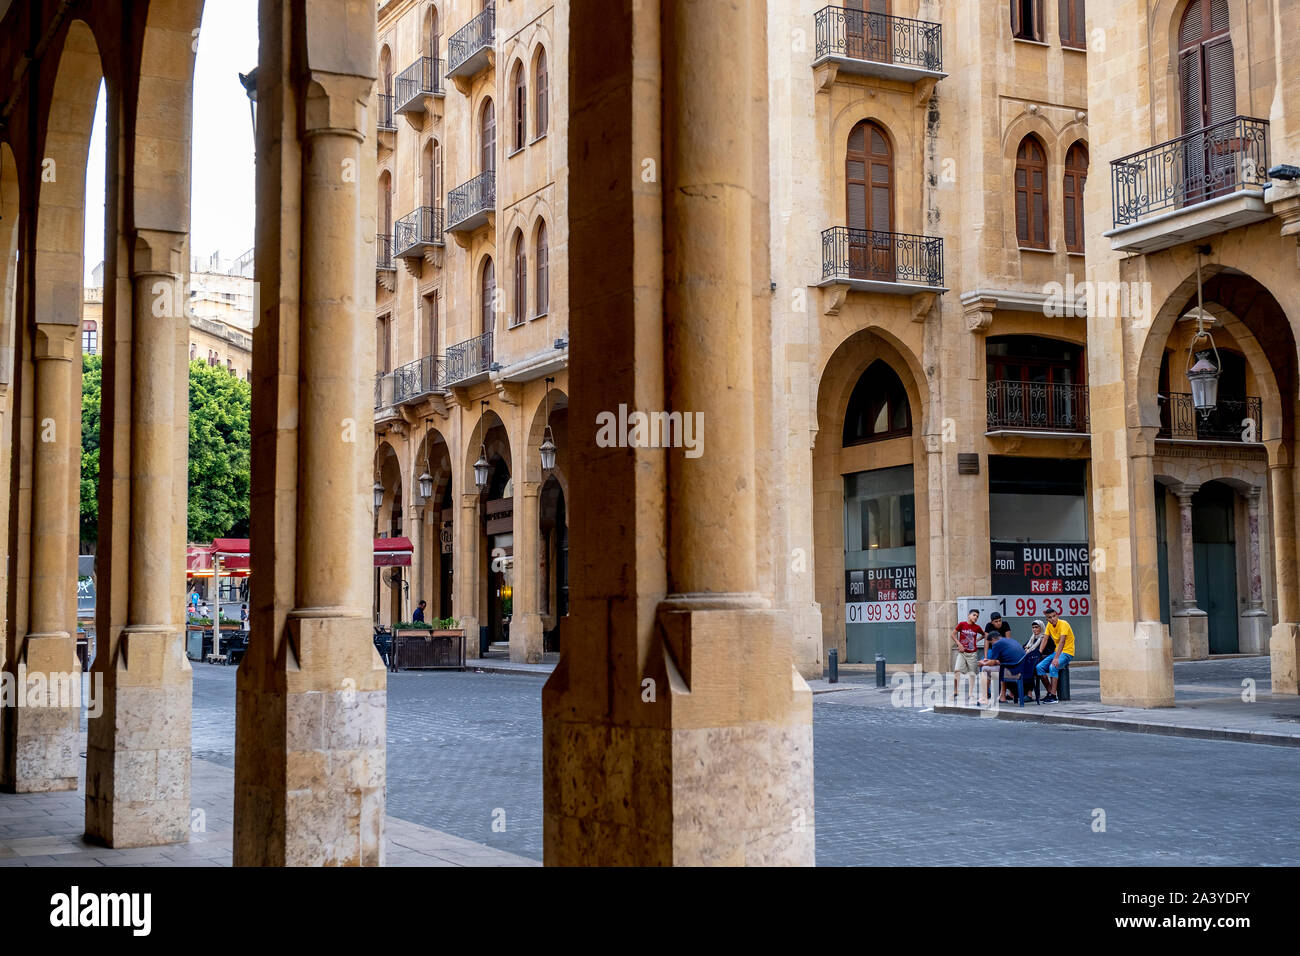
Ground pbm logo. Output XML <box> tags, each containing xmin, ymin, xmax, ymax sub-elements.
<box><xmin>49</xmin><ymin>886</ymin><xmax>151</xmax><ymax>936</ymax></box>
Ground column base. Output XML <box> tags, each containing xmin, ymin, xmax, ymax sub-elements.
<box><xmin>1270</xmin><ymin>622</ymin><xmax>1299</xmax><ymax>695</ymax></box>
<box><xmin>1099</xmin><ymin>620</ymin><xmax>1175</xmax><ymax>707</ymax></box>
<box><xmin>1</xmin><ymin>632</ymin><xmax>80</xmax><ymax>793</ymax></box>
<box><xmin>84</xmin><ymin>626</ymin><xmax>192</xmax><ymax>847</ymax></box>
<box><xmin>1238</xmin><ymin>611</ymin><xmax>1270</xmax><ymax>657</ymax></box>
<box><xmin>234</xmin><ymin>612</ymin><xmax>386</xmax><ymax>866</ymax></box>
<box><xmin>543</xmin><ymin>602</ymin><xmax>814</xmax><ymax>866</ymax></box>
<box><xmin>461</xmin><ymin>615</ymin><xmax>482</xmax><ymax>659</ymax></box>
<box><xmin>509</xmin><ymin>613</ymin><xmax>544</xmax><ymax>663</ymax></box>
<box><xmin>1171</xmin><ymin>609</ymin><xmax>1209</xmax><ymax>659</ymax></box>
<box><xmin>791</xmin><ymin>602</ymin><xmax>823</xmax><ymax>681</ymax></box>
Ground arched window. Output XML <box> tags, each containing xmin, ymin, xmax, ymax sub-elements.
<box><xmin>843</xmin><ymin>360</ymin><xmax>912</xmax><ymax>446</ymax></box>
<box><xmin>511</xmin><ymin>230</ymin><xmax>527</xmax><ymax>327</ymax></box>
<box><xmin>480</xmin><ymin>98</ymin><xmax>496</xmax><ymax>173</ymax></box>
<box><xmin>1011</xmin><ymin>0</ymin><xmax>1044</xmax><ymax>41</ymax></box>
<box><xmin>845</xmin><ymin>120</ymin><xmax>894</xmax><ymax>280</ymax></box>
<box><xmin>379</xmin><ymin>46</ymin><xmax>393</xmax><ymax>96</ymax></box>
<box><xmin>425</xmin><ymin>6</ymin><xmax>439</xmax><ymax>59</ymax></box>
<box><xmin>535</xmin><ymin>220</ymin><xmax>549</xmax><ymax>316</ymax></box>
<box><xmin>481</xmin><ymin>257</ymin><xmax>496</xmax><ymax>336</ymax></box>
<box><xmin>379</xmin><ymin>170</ymin><xmax>392</xmax><ymax>236</ymax></box>
<box><xmin>423</xmin><ymin>139</ymin><xmax>441</xmax><ymax>207</ymax></box>
<box><xmin>535</xmin><ymin>48</ymin><xmax>549</xmax><ymax>136</ymax></box>
<box><xmin>1015</xmin><ymin>136</ymin><xmax>1048</xmax><ymax>248</ymax></box>
<box><xmin>1063</xmin><ymin>142</ymin><xmax>1088</xmax><ymax>252</ymax></box>
<box><xmin>511</xmin><ymin>62</ymin><xmax>526</xmax><ymax>152</ymax></box>
<box><xmin>1059</xmin><ymin>0</ymin><xmax>1086</xmax><ymax>48</ymax></box>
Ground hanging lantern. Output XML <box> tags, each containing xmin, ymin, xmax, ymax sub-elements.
<box><xmin>418</xmin><ymin>470</ymin><xmax>433</xmax><ymax>500</ymax></box>
<box><xmin>540</xmin><ymin>427</ymin><xmax>557</xmax><ymax>473</ymax></box>
<box><xmin>1187</xmin><ymin>350</ymin><xmax>1220</xmax><ymax>414</ymax></box>
<box><xmin>372</xmin><ymin>481</ymin><xmax>384</xmax><ymax>510</ymax></box>
<box><xmin>474</xmin><ymin>446</ymin><xmax>491</xmax><ymax>491</ymax></box>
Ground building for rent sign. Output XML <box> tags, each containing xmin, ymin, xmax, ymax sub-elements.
<box><xmin>846</xmin><ymin>565</ymin><xmax>917</xmax><ymax>623</ymax></box>
<box><xmin>989</xmin><ymin>542</ymin><xmax>1092</xmax><ymax>618</ymax></box>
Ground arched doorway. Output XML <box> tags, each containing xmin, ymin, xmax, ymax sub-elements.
<box><xmin>483</xmin><ymin>452</ymin><xmax>512</xmax><ymax>652</ymax></box>
<box><xmin>1192</xmin><ymin>481</ymin><xmax>1239</xmax><ymax>654</ymax></box>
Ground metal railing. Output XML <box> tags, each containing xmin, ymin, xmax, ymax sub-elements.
<box><xmin>1111</xmin><ymin>116</ymin><xmax>1270</xmax><ymax>227</ymax></box>
<box><xmin>394</xmin><ymin>206</ymin><xmax>445</xmax><ymax>256</ymax></box>
<box><xmin>374</xmin><ymin>371</ymin><xmax>395</xmax><ymax>410</ymax></box>
<box><xmin>821</xmin><ymin>226</ymin><xmax>943</xmax><ymax>287</ymax></box>
<box><xmin>814</xmin><ymin>6</ymin><xmax>943</xmax><ymax>72</ymax></box>
<box><xmin>987</xmin><ymin>381</ymin><xmax>1089</xmax><ymax>433</ymax></box>
<box><xmin>444</xmin><ymin>331</ymin><xmax>493</xmax><ymax>384</ymax></box>
<box><xmin>447</xmin><ymin>171</ymin><xmax>495</xmax><ymax>228</ymax></box>
<box><xmin>394</xmin><ymin>56</ymin><xmax>443</xmax><ymax>110</ymax></box>
<box><xmin>1159</xmin><ymin>393</ymin><xmax>1262</xmax><ymax>443</ymax></box>
<box><xmin>392</xmin><ymin>355</ymin><xmax>443</xmax><ymax>403</ymax></box>
<box><xmin>377</xmin><ymin>92</ymin><xmax>396</xmax><ymax>131</ymax></box>
<box><xmin>377</xmin><ymin>233</ymin><xmax>395</xmax><ymax>270</ymax></box>
<box><xmin>448</xmin><ymin>4</ymin><xmax>494</xmax><ymax>76</ymax></box>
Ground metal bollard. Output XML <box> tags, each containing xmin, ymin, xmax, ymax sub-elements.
<box><xmin>1058</xmin><ymin>666</ymin><xmax>1070</xmax><ymax>701</ymax></box>
<box><xmin>875</xmin><ymin>653</ymin><xmax>886</xmax><ymax>688</ymax></box>
<box><xmin>828</xmin><ymin>647</ymin><xmax>838</xmax><ymax>683</ymax></box>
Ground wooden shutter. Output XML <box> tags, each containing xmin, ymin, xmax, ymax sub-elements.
<box><xmin>868</xmin><ymin>125</ymin><xmax>893</xmax><ymax>233</ymax></box>
<box><xmin>482</xmin><ymin>259</ymin><xmax>495</xmax><ymax>336</ymax></box>
<box><xmin>1204</xmin><ymin>36</ymin><xmax>1236</xmax><ymax>126</ymax></box>
<box><xmin>1015</xmin><ymin>138</ymin><xmax>1047</xmax><ymax>247</ymax></box>
<box><xmin>536</xmin><ymin>51</ymin><xmax>549</xmax><ymax>136</ymax></box>
<box><xmin>1010</xmin><ymin>0</ymin><xmax>1021</xmax><ymax>37</ymax></box>
<box><xmin>513</xmin><ymin>234</ymin><xmax>526</xmax><ymax>326</ymax></box>
<box><xmin>846</xmin><ymin>123</ymin><xmax>868</xmax><ymax>230</ymax></box>
<box><xmin>536</xmin><ymin>223</ymin><xmax>549</xmax><ymax>314</ymax></box>
<box><xmin>1064</xmin><ymin>144</ymin><xmax>1087</xmax><ymax>252</ymax></box>
<box><xmin>481</xmin><ymin>101</ymin><xmax>496</xmax><ymax>173</ymax></box>
<box><xmin>1059</xmin><ymin>0</ymin><xmax>1085</xmax><ymax>47</ymax></box>
<box><xmin>513</xmin><ymin>65</ymin><xmax>526</xmax><ymax>151</ymax></box>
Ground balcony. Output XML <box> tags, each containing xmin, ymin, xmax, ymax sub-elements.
<box><xmin>446</xmin><ymin>4</ymin><xmax>494</xmax><ymax>85</ymax></box>
<box><xmin>1159</xmin><ymin>393</ymin><xmax>1263</xmax><ymax>444</ymax></box>
<box><xmin>377</xmin><ymin>92</ymin><xmax>396</xmax><ymax>132</ymax></box>
<box><xmin>374</xmin><ymin>371</ymin><xmax>395</xmax><ymax>410</ymax></box>
<box><xmin>392</xmin><ymin>355</ymin><xmax>443</xmax><ymax>404</ymax></box>
<box><xmin>394</xmin><ymin>206</ymin><xmax>445</xmax><ymax>260</ymax></box>
<box><xmin>446</xmin><ymin>171</ymin><xmax>495</xmax><ymax>236</ymax></box>
<box><xmin>986</xmin><ymin>381</ymin><xmax>1089</xmax><ymax>437</ymax></box>
<box><xmin>812</xmin><ymin>6</ymin><xmax>945</xmax><ymax>95</ymax></box>
<box><xmin>444</xmin><ymin>331</ymin><xmax>493</xmax><ymax>387</ymax></box>
<box><xmin>376</xmin><ymin>233</ymin><xmax>395</xmax><ymax>271</ymax></box>
<box><xmin>1107</xmin><ymin>116</ymin><xmax>1271</xmax><ymax>254</ymax></box>
<box><xmin>818</xmin><ymin>226</ymin><xmax>945</xmax><ymax>294</ymax></box>
<box><xmin>394</xmin><ymin>56</ymin><xmax>443</xmax><ymax>115</ymax></box>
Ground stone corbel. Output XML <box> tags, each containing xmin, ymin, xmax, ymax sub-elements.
<box><xmin>377</xmin><ymin>269</ymin><xmax>396</xmax><ymax>293</ymax></box>
<box><xmin>492</xmin><ymin>379</ymin><xmax>522</xmax><ymax>407</ymax></box>
<box><xmin>424</xmin><ymin>246</ymin><xmax>443</xmax><ymax>270</ymax></box>
<box><xmin>814</xmin><ymin>62</ymin><xmax>839</xmax><ymax>93</ymax></box>
<box><xmin>1128</xmin><ymin>424</ymin><xmax>1161</xmax><ymax>459</ymax></box>
<box><xmin>910</xmin><ymin>291</ymin><xmax>938</xmax><ymax>323</ymax></box>
<box><xmin>1266</xmin><ymin>179</ymin><xmax>1300</xmax><ymax>238</ymax></box>
<box><xmin>914</xmin><ymin>77</ymin><xmax>937</xmax><ymax>106</ymax></box>
<box><xmin>401</xmin><ymin>255</ymin><xmax>423</xmax><ymax>279</ymax></box>
<box><xmin>1066</xmin><ymin>438</ymin><xmax>1087</xmax><ymax>455</ymax></box>
<box><xmin>385</xmin><ymin>419</ymin><xmax>410</xmax><ymax>439</ymax></box>
<box><xmin>450</xmin><ymin>230</ymin><xmax>473</xmax><ymax>250</ymax></box>
<box><xmin>448</xmin><ymin>386</ymin><xmax>476</xmax><ymax>410</ymax></box>
<box><xmin>962</xmin><ymin>295</ymin><xmax>997</xmax><ymax>333</ymax></box>
<box><xmin>1001</xmin><ymin>434</ymin><xmax>1024</xmax><ymax>454</ymax></box>
<box><xmin>822</xmin><ymin>282</ymin><xmax>850</xmax><ymax>316</ymax></box>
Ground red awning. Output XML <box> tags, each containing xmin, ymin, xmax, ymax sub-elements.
<box><xmin>374</xmin><ymin>536</ymin><xmax>413</xmax><ymax>567</ymax></box>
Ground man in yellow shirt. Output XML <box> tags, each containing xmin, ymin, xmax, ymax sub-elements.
<box><xmin>1034</xmin><ymin>607</ymin><xmax>1074</xmax><ymax>702</ymax></box>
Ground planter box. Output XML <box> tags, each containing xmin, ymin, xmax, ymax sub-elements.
<box><xmin>391</xmin><ymin>628</ymin><xmax>466</xmax><ymax>670</ymax></box>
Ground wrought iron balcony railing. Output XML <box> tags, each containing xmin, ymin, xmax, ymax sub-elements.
<box><xmin>1159</xmin><ymin>393</ymin><xmax>1262</xmax><ymax>443</ymax></box>
<box><xmin>377</xmin><ymin>92</ymin><xmax>396</xmax><ymax>132</ymax></box>
<box><xmin>394</xmin><ymin>206</ymin><xmax>445</xmax><ymax>256</ymax></box>
<box><xmin>447</xmin><ymin>4</ymin><xmax>494</xmax><ymax>78</ymax></box>
<box><xmin>394</xmin><ymin>56</ymin><xmax>443</xmax><ymax>112</ymax></box>
<box><xmin>987</xmin><ymin>381</ymin><xmax>1089</xmax><ymax>434</ymax></box>
<box><xmin>446</xmin><ymin>171</ymin><xmax>496</xmax><ymax>231</ymax></box>
<box><xmin>377</xmin><ymin>233</ymin><xmax>395</xmax><ymax>271</ymax></box>
<box><xmin>814</xmin><ymin>6</ymin><xmax>943</xmax><ymax>72</ymax></box>
<box><xmin>393</xmin><ymin>355</ymin><xmax>443</xmax><ymax>404</ymax></box>
<box><xmin>444</xmin><ymin>331</ymin><xmax>493</xmax><ymax>385</ymax></box>
<box><xmin>1111</xmin><ymin>116</ymin><xmax>1270</xmax><ymax>227</ymax></box>
<box><xmin>821</xmin><ymin>226</ymin><xmax>943</xmax><ymax>287</ymax></box>
<box><xmin>374</xmin><ymin>371</ymin><xmax>395</xmax><ymax>410</ymax></box>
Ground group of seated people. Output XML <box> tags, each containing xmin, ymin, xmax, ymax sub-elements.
<box><xmin>952</xmin><ymin>607</ymin><xmax>1074</xmax><ymax>704</ymax></box>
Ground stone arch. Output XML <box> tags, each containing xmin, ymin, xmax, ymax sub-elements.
<box><xmin>463</xmin><ymin>406</ymin><xmax>512</xmax><ymax>494</ymax></box>
<box><xmin>420</xmin><ymin>135</ymin><xmax>440</xmax><ymax>207</ymax></box>
<box><xmin>375</xmin><ymin>437</ymin><xmax>406</xmax><ymax>526</ymax></box>
<box><xmin>529</xmin><ymin>40</ymin><xmax>549</xmax><ymax>137</ymax></box>
<box><xmin>413</xmin><ymin>424</ymin><xmax>453</xmax><ymax>506</ymax></box>
<box><xmin>133</xmin><ymin>0</ymin><xmax>204</xmax><ymax>232</ymax></box>
<box><xmin>507</xmin><ymin>56</ymin><xmax>527</xmax><ymax>152</ymax></box>
<box><xmin>379</xmin><ymin>42</ymin><xmax>393</xmax><ymax>96</ymax></box>
<box><xmin>422</xmin><ymin>2</ymin><xmax>441</xmax><ymax>59</ymax></box>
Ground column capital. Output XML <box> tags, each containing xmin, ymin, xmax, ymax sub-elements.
<box><xmin>302</xmin><ymin>72</ymin><xmax>373</xmax><ymax>141</ymax></box>
<box><xmin>1128</xmin><ymin>425</ymin><xmax>1161</xmax><ymax>458</ymax></box>
<box><xmin>130</xmin><ymin>228</ymin><xmax>187</xmax><ymax>277</ymax></box>
<box><xmin>520</xmin><ymin>480</ymin><xmax>541</xmax><ymax>499</ymax></box>
<box><xmin>32</xmin><ymin>323</ymin><xmax>78</xmax><ymax>360</ymax></box>
<box><xmin>409</xmin><ymin>506</ymin><xmax>425</xmax><ymax>522</ymax></box>
<box><xmin>1172</xmin><ymin>483</ymin><xmax>1199</xmax><ymax>505</ymax></box>
<box><xmin>962</xmin><ymin>296</ymin><xmax>997</xmax><ymax>333</ymax></box>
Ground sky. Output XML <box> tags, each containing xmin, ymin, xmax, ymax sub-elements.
<box><xmin>83</xmin><ymin>0</ymin><xmax>258</xmax><ymax>283</ymax></box>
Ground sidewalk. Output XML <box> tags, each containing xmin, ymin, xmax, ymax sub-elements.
<box><xmin>932</xmin><ymin>657</ymin><xmax>1300</xmax><ymax>748</ymax></box>
<box><xmin>0</xmin><ymin>752</ymin><xmax>538</xmax><ymax>867</ymax></box>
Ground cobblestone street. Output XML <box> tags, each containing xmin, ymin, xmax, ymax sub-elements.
<box><xmin>190</xmin><ymin>660</ymin><xmax>1299</xmax><ymax>865</ymax></box>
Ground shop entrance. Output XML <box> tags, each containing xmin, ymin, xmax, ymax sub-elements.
<box><xmin>1193</xmin><ymin>481</ymin><xmax>1239</xmax><ymax>654</ymax></box>
<box><xmin>843</xmin><ymin>464</ymin><xmax>917</xmax><ymax>664</ymax></box>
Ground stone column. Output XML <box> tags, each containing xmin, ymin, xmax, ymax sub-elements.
<box><xmin>234</xmin><ymin>0</ymin><xmax>385</xmax><ymax>865</ymax></box>
<box><xmin>543</xmin><ymin>0</ymin><xmax>813</xmax><ymax>865</ymax></box>
<box><xmin>86</xmin><ymin>238</ymin><xmax>194</xmax><ymax>845</ymax></box>
<box><xmin>454</xmin><ymin>492</ymin><xmax>481</xmax><ymax>657</ymax></box>
<box><xmin>1238</xmin><ymin>487</ymin><xmax>1270</xmax><ymax>655</ymax></box>
<box><xmin>1170</xmin><ymin>486</ymin><xmax>1208</xmax><ymax>660</ymax></box>
<box><xmin>510</xmin><ymin>480</ymin><xmax>543</xmax><ymax>663</ymax></box>
<box><xmin>2</xmin><ymin>324</ymin><xmax>79</xmax><ymax>793</ymax></box>
<box><xmin>409</xmin><ymin>504</ymin><xmax>424</xmax><ymax>617</ymax></box>
<box><xmin>1268</xmin><ymin>462</ymin><xmax>1299</xmax><ymax>693</ymax></box>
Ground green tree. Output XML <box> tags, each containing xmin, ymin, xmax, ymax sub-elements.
<box><xmin>79</xmin><ymin>354</ymin><xmax>102</xmax><ymax>548</ymax></box>
<box><xmin>188</xmin><ymin>359</ymin><xmax>251</xmax><ymax>541</ymax></box>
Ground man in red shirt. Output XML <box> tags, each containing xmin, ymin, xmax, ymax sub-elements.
<box><xmin>951</xmin><ymin>609</ymin><xmax>984</xmax><ymax>703</ymax></box>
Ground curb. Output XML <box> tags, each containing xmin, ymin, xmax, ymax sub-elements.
<box><xmin>932</xmin><ymin>704</ymin><xmax>1300</xmax><ymax>748</ymax></box>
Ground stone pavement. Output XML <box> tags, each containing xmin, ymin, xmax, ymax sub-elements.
<box><xmin>0</xmin><ymin>744</ymin><xmax>537</xmax><ymax>867</ymax></box>
<box><xmin>931</xmin><ymin>657</ymin><xmax>1300</xmax><ymax>747</ymax></box>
